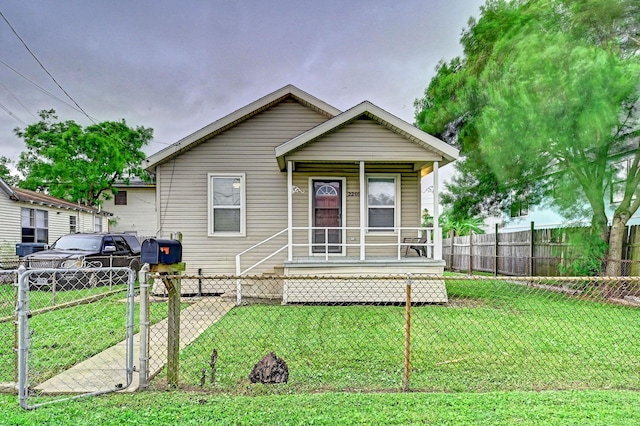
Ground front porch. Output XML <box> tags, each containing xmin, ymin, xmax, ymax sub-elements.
<box><xmin>282</xmin><ymin>256</ymin><xmax>447</xmax><ymax>303</ymax></box>
<box><xmin>284</xmin><ymin>256</ymin><xmax>445</xmax><ymax>275</ymax></box>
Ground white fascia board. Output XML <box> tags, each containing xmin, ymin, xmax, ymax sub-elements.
<box><xmin>275</xmin><ymin>101</ymin><xmax>459</xmax><ymax>170</ymax></box>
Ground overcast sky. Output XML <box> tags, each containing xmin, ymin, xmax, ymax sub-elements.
<box><xmin>1</xmin><ymin>0</ymin><xmax>484</xmax><ymax>189</ymax></box>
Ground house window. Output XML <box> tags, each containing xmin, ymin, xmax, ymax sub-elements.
<box><xmin>94</xmin><ymin>216</ymin><xmax>102</xmax><ymax>232</ymax></box>
<box><xmin>114</xmin><ymin>190</ymin><xmax>127</xmax><ymax>205</ymax></box>
<box><xmin>208</xmin><ymin>173</ymin><xmax>245</xmax><ymax>236</ymax></box>
<box><xmin>21</xmin><ymin>208</ymin><xmax>48</xmax><ymax>243</ymax></box>
<box><xmin>70</xmin><ymin>215</ymin><xmax>77</xmax><ymax>233</ymax></box>
<box><xmin>367</xmin><ymin>176</ymin><xmax>398</xmax><ymax>232</ymax></box>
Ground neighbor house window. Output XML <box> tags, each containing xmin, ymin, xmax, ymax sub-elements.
<box><xmin>367</xmin><ymin>176</ymin><xmax>398</xmax><ymax>232</ymax></box>
<box><xmin>70</xmin><ymin>215</ymin><xmax>77</xmax><ymax>233</ymax></box>
<box><xmin>208</xmin><ymin>173</ymin><xmax>245</xmax><ymax>236</ymax></box>
<box><xmin>21</xmin><ymin>208</ymin><xmax>48</xmax><ymax>243</ymax></box>
<box><xmin>114</xmin><ymin>190</ymin><xmax>127</xmax><ymax>205</ymax></box>
<box><xmin>610</xmin><ymin>158</ymin><xmax>634</xmax><ymax>204</ymax></box>
<box><xmin>94</xmin><ymin>216</ymin><xmax>102</xmax><ymax>232</ymax></box>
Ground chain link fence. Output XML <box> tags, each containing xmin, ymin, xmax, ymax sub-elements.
<box><xmin>144</xmin><ymin>273</ymin><xmax>640</xmax><ymax>394</ymax></box>
<box><xmin>11</xmin><ymin>267</ymin><xmax>137</xmax><ymax>408</ymax></box>
<box><xmin>0</xmin><ymin>270</ymin><xmax>18</xmax><ymax>392</ymax></box>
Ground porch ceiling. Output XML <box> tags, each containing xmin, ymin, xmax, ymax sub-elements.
<box><xmin>289</xmin><ymin>161</ymin><xmax>431</xmax><ymax>173</ymax></box>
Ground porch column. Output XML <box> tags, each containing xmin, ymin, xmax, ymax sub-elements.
<box><xmin>433</xmin><ymin>161</ymin><xmax>442</xmax><ymax>260</ymax></box>
<box><xmin>287</xmin><ymin>160</ymin><xmax>293</xmax><ymax>261</ymax></box>
<box><xmin>360</xmin><ymin>161</ymin><xmax>365</xmax><ymax>260</ymax></box>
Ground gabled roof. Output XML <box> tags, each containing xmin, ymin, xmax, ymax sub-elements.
<box><xmin>0</xmin><ymin>177</ymin><xmax>110</xmax><ymax>215</ymax></box>
<box><xmin>144</xmin><ymin>85</ymin><xmax>341</xmax><ymax>170</ymax></box>
<box><xmin>274</xmin><ymin>101</ymin><xmax>459</xmax><ymax>170</ymax></box>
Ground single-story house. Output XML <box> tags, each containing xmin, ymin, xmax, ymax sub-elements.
<box><xmin>101</xmin><ymin>178</ymin><xmax>157</xmax><ymax>238</ymax></box>
<box><xmin>144</xmin><ymin>85</ymin><xmax>458</xmax><ymax>302</ymax></box>
<box><xmin>0</xmin><ymin>177</ymin><xmax>111</xmax><ymax>260</ymax></box>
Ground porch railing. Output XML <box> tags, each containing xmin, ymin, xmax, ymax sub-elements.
<box><xmin>236</xmin><ymin>226</ymin><xmax>438</xmax><ymax>276</ymax></box>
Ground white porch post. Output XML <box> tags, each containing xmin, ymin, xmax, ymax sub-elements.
<box><xmin>359</xmin><ymin>161</ymin><xmax>366</xmax><ymax>260</ymax></box>
<box><xmin>433</xmin><ymin>161</ymin><xmax>442</xmax><ymax>260</ymax></box>
<box><xmin>287</xmin><ymin>160</ymin><xmax>293</xmax><ymax>262</ymax></box>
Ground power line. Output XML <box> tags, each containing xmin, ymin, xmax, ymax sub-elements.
<box><xmin>0</xmin><ymin>8</ymin><xmax>96</xmax><ymax>124</ymax></box>
<box><xmin>0</xmin><ymin>80</ymin><xmax>36</xmax><ymax>120</ymax></box>
<box><xmin>0</xmin><ymin>58</ymin><xmax>90</xmax><ymax>117</ymax></box>
<box><xmin>0</xmin><ymin>101</ymin><xmax>27</xmax><ymax>126</ymax></box>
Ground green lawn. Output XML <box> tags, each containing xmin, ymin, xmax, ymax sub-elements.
<box><xmin>0</xmin><ymin>291</ymin><xmax>171</xmax><ymax>384</ymax></box>
<box><xmin>1</xmin><ymin>277</ymin><xmax>639</xmax><ymax>422</ymax></box>
<box><xmin>170</xmin><ymin>277</ymin><xmax>640</xmax><ymax>393</ymax></box>
<box><xmin>1</xmin><ymin>390</ymin><xmax>640</xmax><ymax>425</ymax></box>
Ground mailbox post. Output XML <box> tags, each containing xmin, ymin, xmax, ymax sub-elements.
<box><xmin>141</xmin><ymin>239</ymin><xmax>185</xmax><ymax>388</ymax></box>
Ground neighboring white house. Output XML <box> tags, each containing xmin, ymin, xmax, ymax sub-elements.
<box><xmin>486</xmin><ymin>155</ymin><xmax>640</xmax><ymax>233</ymax></box>
<box><xmin>143</xmin><ymin>85</ymin><xmax>459</xmax><ymax>303</ymax></box>
<box><xmin>101</xmin><ymin>178</ymin><xmax>157</xmax><ymax>238</ymax></box>
<box><xmin>0</xmin><ymin>177</ymin><xmax>111</xmax><ymax>258</ymax></box>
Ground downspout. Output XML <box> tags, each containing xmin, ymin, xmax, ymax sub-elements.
<box><xmin>360</xmin><ymin>161</ymin><xmax>366</xmax><ymax>260</ymax></box>
<box><xmin>287</xmin><ymin>160</ymin><xmax>293</xmax><ymax>262</ymax></box>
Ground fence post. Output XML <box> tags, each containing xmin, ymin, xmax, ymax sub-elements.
<box><xmin>530</xmin><ymin>221</ymin><xmax>535</xmax><ymax>276</ymax></box>
<box><xmin>404</xmin><ymin>273</ymin><xmax>412</xmax><ymax>392</ymax></box>
<box><xmin>494</xmin><ymin>224</ymin><xmax>499</xmax><ymax>276</ymax></box>
<box><xmin>165</xmin><ymin>273</ymin><xmax>180</xmax><ymax>388</ymax></box>
<box><xmin>468</xmin><ymin>231</ymin><xmax>474</xmax><ymax>275</ymax></box>
<box><xmin>450</xmin><ymin>230</ymin><xmax>455</xmax><ymax>272</ymax></box>
<box><xmin>138</xmin><ymin>264</ymin><xmax>150</xmax><ymax>390</ymax></box>
<box><xmin>152</xmin><ymin>262</ymin><xmax>185</xmax><ymax>389</ymax></box>
<box><xmin>16</xmin><ymin>266</ymin><xmax>28</xmax><ymax>409</ymax></box>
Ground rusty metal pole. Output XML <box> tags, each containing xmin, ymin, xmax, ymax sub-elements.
<box><xmin>404</xmin><ymin>273</ymin><xmax>412</xmax><ymax>392</ymax></box>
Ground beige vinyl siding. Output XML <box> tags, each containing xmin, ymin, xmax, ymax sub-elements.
<box><xmin>0</xmin><ymin>195</ymin><xmax>104</xmax><ymax>250</ymax></box>
<box><xmin>102</xmin><ymin>187</ymin><xmax>157</xmax><ymax>237</ymax></box>
<box><xmin>0</xmin><ymin>195</ymin><xmax>21</xmax><ymax>250</ymax></box>
<box><xmin>286</xmin><ymin>117</ymin><xmax>442</xmax><ymax>163</ymax></box>
<box><xmin>156</xmin><ymin>99</ymin><xmax>329</xmax><ymax>275</ymax></box>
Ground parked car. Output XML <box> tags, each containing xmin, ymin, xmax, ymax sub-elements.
<box><xmin>22</xmin><ymin>233</ymin><xmax>141</xmax><ymax>290</ymax></box>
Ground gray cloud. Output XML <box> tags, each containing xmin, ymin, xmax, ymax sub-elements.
<box><xmin>0</xmin><ymin>0</ymin><xmax>484</xmax><ymax>165</ymax></box>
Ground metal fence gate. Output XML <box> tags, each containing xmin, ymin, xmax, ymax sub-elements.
<box><xmin>16</xmin><ymin>266</ymin><xmax>136</xmax><ymax>409</ymax></box>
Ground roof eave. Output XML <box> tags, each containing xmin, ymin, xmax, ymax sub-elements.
<box><xmin>144</xmin><ymin>85</ymin><xmax>341</xmax><ymax>171</ymax></box>
<box><xmin>275</xmin><ymin>101</ymin><xmax>459</xmax><ymax>170</ymax></box>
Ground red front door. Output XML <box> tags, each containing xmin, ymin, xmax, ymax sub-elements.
<box><xmin>312</xmin><ymin>180</ymin><xmax>342</xmax><ymax>253</ymax></box>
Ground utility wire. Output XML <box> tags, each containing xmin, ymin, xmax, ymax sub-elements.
<box><xmin>0</xmin><ymin>101</ymin><xmax>27</xmax><ymax>126</ymax></box>
<box><xmin>0</xmin><ymin>59</ymin><xmax>90</xmax><ymax>117</ymax></box>
<box><xmin>0</xmin><ymin>8</ymin><xmax>96</xmax><ymax>124</ymax></box>
<box><xmin>0</xmin><ymin>80</ymin><xmax>36</xmax><ymax>120</ymax></box>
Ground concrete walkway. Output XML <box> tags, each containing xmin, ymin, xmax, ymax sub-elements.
<box><xmin>35</xmin><ymin>297</ymin><xmax>235</xmax><ymax>394</ymax></box>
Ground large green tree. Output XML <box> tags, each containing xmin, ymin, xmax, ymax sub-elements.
<box><xmin>416</xmin><ymin>0</ymin><xmax>640</xmax><ymax>275</ymax></box>
<box><xmin>16</xmin><ymin>109</ymin><xmax>153</xmax><ymax>206</ymax></box>
<box><xmin>0</xmin><ymin>156</ymin><xmax>19</xmax><ymax>186</ymax></box>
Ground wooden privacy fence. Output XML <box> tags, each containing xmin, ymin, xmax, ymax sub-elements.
<box><xmin>443</xmin><ymin>222</ymin><xmax>640</xmax><ymax>276</ymax></box>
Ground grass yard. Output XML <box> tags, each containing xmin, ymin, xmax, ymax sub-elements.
<box><xmin>170</xmin><ymin>277</ymin><xmax>640</xmax><ymax>393</ymax></box>
<box><xmin>1</xmin><ymin>390</ymin><xmax>640</xmax><ymax>425</ymax></box>
<box><xmin>0</xmin><ymin>290</ymin><xmax>171</xmax><ymax>384</ymax></box>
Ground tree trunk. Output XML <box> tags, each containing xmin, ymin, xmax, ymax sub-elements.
<box><xmin>591</xmin><ymin>205</ymin><xmax>609</xmax><ymax>247</ymax></box>
<box><xmin>606</xmin><ymin>214</ymin><xmax>629</xmax><ymax>276</ymax></box>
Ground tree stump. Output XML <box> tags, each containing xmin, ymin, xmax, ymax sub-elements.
<box><xmin>249</xmin><ymin>352</ymin><xmax>289</xmax><ymax>384</ymax></box>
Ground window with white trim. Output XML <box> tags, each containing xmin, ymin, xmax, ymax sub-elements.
<box><xmin>94</xmin><ymin>216</ymin><xmax>103</xmax><ymax>232</ymax></box>
<box><xmin>21</xmin><ymin>208</ymin><xmax>48</xmax><ymax>243</ymax></box>
<box><xmin>367</xmin><ymin>176</ymin><xmax>397</xmax><ymax>232</ymax></box>
<box><xmin>70</xmin><ymin>215</ymin><xmax>77</xmax><ymax>233</ymax></box>
<box><xmin>208</xmin><ymin>174</ymin><xmax>245</xmax><ymax>236</ymax></box>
